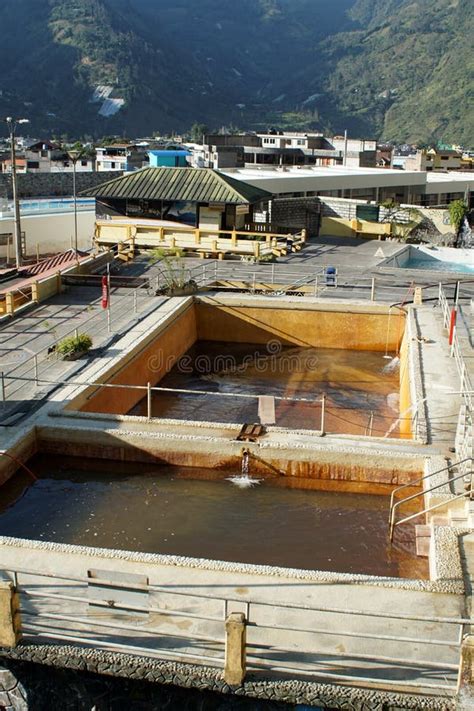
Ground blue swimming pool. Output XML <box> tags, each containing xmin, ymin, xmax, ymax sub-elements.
<box><xmin>19</xmin><ymin>198</ymin><xmax>95</xmax><ymax>212</ymax></box>
<box><xmin>404</xmin><ymin>256</ymin><xmax>474</xmax><ymax>273</ymax></box>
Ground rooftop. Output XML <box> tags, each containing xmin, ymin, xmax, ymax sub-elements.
<box><xmin>82</xmin><ymin>167</ymin><xmax>272</xmax><ymax>204</ymax></box>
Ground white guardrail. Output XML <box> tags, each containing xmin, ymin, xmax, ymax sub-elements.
<box><xmin>3</xmin><ymin>565</ymin><xmax>469</xmax><ymax>693</ymax></box>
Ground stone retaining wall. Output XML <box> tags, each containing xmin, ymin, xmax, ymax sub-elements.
<box><xmin>0</xmin><ymin>172</ymin><xmax>120</xmax><ymax>200</ymax></box>
<box><xmin>0</xmin><ymin>647</ymin><xmax>455</xmax><ymax>711</ymax></box>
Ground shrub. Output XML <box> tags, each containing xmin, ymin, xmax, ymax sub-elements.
<box><xmin>56</xmin><ymin>333</ymin><xmax>93</xmax><ymax>357</ymax></box>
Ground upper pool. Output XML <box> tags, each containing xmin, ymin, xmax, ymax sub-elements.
<box><xmin>404</xmin><ymin>255</ymin><xmax>474</xmax><ymax>274</ymax></box>
<box><xmin>381</xmin><ymin>245</ymin><xmax>474</xmax><ymax>274</ymax></box>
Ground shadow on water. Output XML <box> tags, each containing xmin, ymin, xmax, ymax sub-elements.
<box><xmin>129</xmin><ymin>342</ymin><xmax>401</xmax><ymax>437</ymax></box>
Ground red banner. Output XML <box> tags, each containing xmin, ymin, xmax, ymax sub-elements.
<box><xmin>101</xmin><ymin>275</ymin><xmax>109</xmax><ymax>309</ymax></box>
<box><xmin>448</xmin><ymin>307</ymin><xmax>457</xmax><ymax>345</ymax></box>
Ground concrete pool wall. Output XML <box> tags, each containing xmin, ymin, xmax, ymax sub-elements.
<box><xmin>41</xmin><ymin>293</ymin><xmax>425</xmax><ymax>490</ymax></box>
<box><xmin>379</xmin><ymin>244</ymin><xmax>474</xmax><ymax>271</ymax></box>
<box><xmin>72</xmin><ymin>294</ymin><xmax>407</xmax><ymax>420</ymax></box>
<box><xmin>0</xmin><ymin>293</ymin><xmax>470</xmax><ymax>707</ymax></box>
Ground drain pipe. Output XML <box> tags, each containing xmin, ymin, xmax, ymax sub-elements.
<box><xmin>241</xmin><ymin>448</ymin><xmax>285</xmax><ymax>478</ymax></box>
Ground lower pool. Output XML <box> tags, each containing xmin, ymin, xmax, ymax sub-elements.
<box><xmin>0</xmin><ymin>455</ymin><xmax>427</xmax><ymax>579</ymax></box>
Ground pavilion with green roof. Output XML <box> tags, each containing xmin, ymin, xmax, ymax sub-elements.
<box><xmin>82</xmin><ymin>167</ymin><xmax>272</xmax><ymax>231</ymax></box>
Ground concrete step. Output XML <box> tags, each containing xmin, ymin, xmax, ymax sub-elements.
<box><xmin>415</xmin><ymin>524</ymin><xmax>431</xmax><ymax>557</ymax></box>
<box><xmin>430</xmin><ymin>515</ymin><xmax>450</xmax><ymax>525</ymax></box>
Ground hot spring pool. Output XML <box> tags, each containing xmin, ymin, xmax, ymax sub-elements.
<box><xmin>0</xmin><ymin>455</ymin><xmax>427</xmax><ymax>579</ymax></box>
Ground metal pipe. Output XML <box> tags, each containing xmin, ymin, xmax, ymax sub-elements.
<box><xmin>22</xmin><ymin>611</ymin><xmax>223</xmax><ymax>645</ymax></box>
<box><xmin>20</xmin><ymin>628</ymin><xmax>223</xmax><ymax>665</ymax></box>
<box><xmin>15</xmin><ymin>577</ymin><xmax>474</xmax><ymax>624</ymax></box>
<box><xmin>246</xmin><ymin>659</ymin><xmax>458</xmax><ymax>689</ymax></box>
<box><xmin>147</xmin><ymin>381</ymin><xmax>152</xmax><ymax>420</ymax></box>
<box><xmin>5</xmin><ymin>118</ymin><xmax>29</xmax><ymax>269</ymax></box>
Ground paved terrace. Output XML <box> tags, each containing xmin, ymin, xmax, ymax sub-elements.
<box><xmin>1</xmin><ymin>236</ymin><xmax>473</xmax><ymax>431</ymax></box>
<box><xmin>0</xmin><ymin>236</ymin><xmax>474</xmax><ymax>707</ymax></box>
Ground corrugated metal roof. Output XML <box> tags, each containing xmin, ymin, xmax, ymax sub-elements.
<box><xmin>81</xmin><ymin>167</ymin><xmax>272</xmax><ymax>204</ymax></box>
<box><xmin>24</xmin><ymin>249</ymin><xmax>88</xmax><ymax>276</ymax></box>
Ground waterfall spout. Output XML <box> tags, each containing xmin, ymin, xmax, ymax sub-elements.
<box><xmin>227</xmin><ymin>449</ymin><xmax>261</xmax><ymax>488</ymax></box>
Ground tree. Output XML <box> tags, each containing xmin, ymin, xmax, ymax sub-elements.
<box><xmin>190</xmin><ymin>123</ymin><xmax>209</xmax><ymax>143</ymax></box>
<box><xmin>449</xmin><ymin>199</ymin><xmax>467</xmax><ymax>233</ymax></box>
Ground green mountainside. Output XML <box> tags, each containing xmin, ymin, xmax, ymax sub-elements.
<box><xmin>0</xmin><ymin>0</ymin><xmax>471</xmax><ymax>145</ymax></box>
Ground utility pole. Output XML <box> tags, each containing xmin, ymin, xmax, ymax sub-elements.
<box><xmin>4</xmin><ymin>117</ymin><xmax>29</xmax><ymax>269</ymax></box>
<box><xmin>67</xmin><ymin>149</ymin><xmax>83</xmax><ymax>253</ymax></box>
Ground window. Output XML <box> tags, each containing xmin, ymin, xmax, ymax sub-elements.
<box><xmin>27</xmin><ymin>161</ymin><xmax>40</xmax><ymax>169</ymax></box>
<box><xmin>81</xmin><ymin>160</ymin><xmax>88</xmax><ymax>167</ymax></box>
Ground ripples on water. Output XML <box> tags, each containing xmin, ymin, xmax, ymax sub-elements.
<box><xmin>0</xmin><ymin>456</ymin><xmax>427</xmax><ymax>580</ymax></box>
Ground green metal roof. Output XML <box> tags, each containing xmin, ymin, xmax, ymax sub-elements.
<box><xmin>81</xmin><ymin>167</ymin><xmax>272</xmax><ymax>205</ymax></box>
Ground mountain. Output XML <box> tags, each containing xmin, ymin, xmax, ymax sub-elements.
<box><xmin>0</xmin><ymin>0</ymin><xmax>472</xmax><ymax>145</ymax></box>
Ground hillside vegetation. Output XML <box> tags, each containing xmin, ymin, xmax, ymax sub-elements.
<box><xmin>0</xmin><ymin>0</ymin><xmax>471</xmax><ymax>145</ymax></box>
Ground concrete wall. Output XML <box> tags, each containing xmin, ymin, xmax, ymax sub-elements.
<box><xmin>399</xmin><ymin>326</ymin><xmax>412</xmax><ymax>438</ymax></box>
<box><xmin>0</xmin><ymin>211</ymin><xmax>96</xmax><ymax>258</ymax></box>
<box><xmin>79</xmin><ymin>302</ymin><xmax>197</xmax><ymax>415</ymax></box>
<box><xmin>195</xmin><ymin>299</ymin><xmax>404</xmax><ymax>352</ymax></box>
<box><xmin>320</xmin><ymin>217</ymin><xmax>354</xmax><ymax>238</ymax></box>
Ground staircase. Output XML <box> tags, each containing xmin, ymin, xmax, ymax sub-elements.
<box><xmin>415</xmin><ymin>498</ymin><xmax>474</xmax><ymax>557</ymax></box>
<box><xmin>117</xmin><ymin>243</ymin><xmax>136</xmax><ymax>262</ymax></box>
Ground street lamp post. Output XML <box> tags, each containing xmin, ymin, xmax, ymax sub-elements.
<box><xmin>67</xmin><ymin>149</ymin><xmax>83</xmax><ymax>254</ymax></box>
<box><xmin>4</xmin><ymin>117</ymin><xmax>29</xmax><ymax>269</ymax></box>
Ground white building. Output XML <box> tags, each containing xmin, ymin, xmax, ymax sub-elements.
<box><xmin>222</xmin><ymin>165</ymin><xmax>472</xmax><ymax>207</ymax></box>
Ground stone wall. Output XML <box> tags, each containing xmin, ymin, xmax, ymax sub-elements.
<box><xmin>0</xmin><ymin>171</ymin><xmax>121</xmax><ymax>200</ymax></box>
<box><xmin>0</xmin><ymin>648</ymin><xmax>455</xmax><ymax>711</ymax></box>
<box><xmin>271</xmin><ymin>197</ymin><xmax>321</xmax><ymax>236</ymax></box>
<box><xmin>320</xmin><ymin>196</ymin><xmax>411</xmax><ymax>224</ymax></box>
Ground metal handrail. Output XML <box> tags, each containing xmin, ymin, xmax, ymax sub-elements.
<box><xmin>392</xmin><ymin>486</ymin><xmax>473</xmax><ymax>537</ymax></box>
<box><xmin>2</xmin><ymin>278</ymin><xmax>152</xmax><ymax>400</ymax></box>
<box><xmin>389</xmin><ymin>466</ymin><xmax>473</xmax><ymax>541</ymax></box>
<box><xmin>9</xmin><ymin>565</ymin><xmax>474</xmax><ymax>625</ymax></box>
<box><xmin>4</xmin><ymin>565</ymin><xmax>467</xmax><ymax>687</ymax></box>
<box><xmin>2</xmin><ymin>372</ymin><xmax>414</xmax><ymax>439</ymax></box>
<box><xmin>389</xmin><ymin>457</ymin><xmax>472</xmax><ymax>519</ymax></box>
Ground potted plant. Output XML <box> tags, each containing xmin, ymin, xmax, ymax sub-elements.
<box><xmin>56</xmin><ymin>333</ymin><xmax>93</xmax><ymax>361</ymax></box>
<box><xmin>149</xmin><ymin>248</ymin><xmax>198</xmax><ymax>296</ymax></box>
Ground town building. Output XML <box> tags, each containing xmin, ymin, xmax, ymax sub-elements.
<box><xmin>222</xmin><ymin>165</ymin><xmax>473</xmax><ymax>208</ymax></box>
<box><xmin>95</xmin><ymin>143</ymin><xmax>148</xmax><ymax>172</ymax></box>
<box><xmin>83</xmin><ymin>166</ymin><xmax>272</xmax><ymax>232</ymax></box>
<box><xmin>402</xmin><ymin>148</ymin><xmax>464</xmax><ymax>172</ymax></box>
<box><xmin>25</xmin><ymin>142</ymin><xmax>95</xmax><ymax>173</ymax></box>
<box><xmin>148</xmin><ymin>149</ymin><xmax>191</xmax><ymax>168</ymax></box>
<box><xmin>0</xmin><ymin>142</ymin><xmax>95</xmax><ymax>174</ymax></box>
<box><xmin>197</xmin><ymin>132</ymin><xmax>378</xmax><ymax>170</ymax></box>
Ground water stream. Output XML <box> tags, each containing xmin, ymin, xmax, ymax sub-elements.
<box><xmin>227</xmin><ymin>449</ymin><xmax>261</xmax><ymax>488</ymax></box>
<box><xmin>458</xmin><ymin>216</ymin><xmax>473</xmax><ymax>249</ymax></box>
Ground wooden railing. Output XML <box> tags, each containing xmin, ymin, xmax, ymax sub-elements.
<box><xmin>95</xmin><ymin>220</ymin><xmax>307</xmax><ymax>260</ymax></box>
